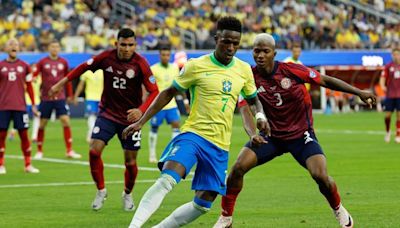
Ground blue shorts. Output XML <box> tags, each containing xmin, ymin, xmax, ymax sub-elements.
<box><xmin>39</xmin><ymin>100</ymin><xmax>69</xmax><ymax>119</ymax></box>
<box><xmin>158</xmin><ymin>132</ymin><xmax>229</xmax><ymax>195</ymax></box>
<box><xmin>150</xmin><ymin>107</ymin><xmax>180</xmax><ymax>127</ymax></box>
<box><xmin>383</xmin><ymin>98</ymin><xmax>400</xmax><ymax>112</ymax></box>
<box><xmin>245</xmin><ymin>130</ymin><xmax>324</xmax><ymax>168</ymax></box>
<box><xmin>0</xmin><ymin>110</ymin><xmax>29</xmax><ymax>130</ymax></box>
<box><xmin>91</xmin><ymin>116</ymin><xmax>141</xmax><ymax>150</ymax></box>
<box><xmin>86</xmin><ymin>100</ymin><xmax>99</xmax><ymax>115</ymax></box>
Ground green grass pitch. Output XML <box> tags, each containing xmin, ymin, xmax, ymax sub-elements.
<box><xmin>0</xmin><ymin>112</ymin><xmax>398</xmax><ymax>227</ymax></box>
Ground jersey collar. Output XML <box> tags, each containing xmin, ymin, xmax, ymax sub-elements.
<box><xmin>210</xmin><ymin>52</ymin><xmax>235</xmax><ymax>69</ymax></box>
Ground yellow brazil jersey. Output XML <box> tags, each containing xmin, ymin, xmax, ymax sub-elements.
<box><xmin>25</xmin><ymin>76</ymin><xmax>41</xmax><ymax>105</ymax></box>
<box><xmin>81</xmin><ymin>69</ymin><xmax>104</xmax><ymax>101</ymax></box>
<box><xmin>173</xmin><ymin>53</ymin><xmax>257</xmax><ymax>151</ymax></box>
<box><xmin>151</xmin><ymin>63</ymin><xmax>179</xmax><ymax>110</ymax></box>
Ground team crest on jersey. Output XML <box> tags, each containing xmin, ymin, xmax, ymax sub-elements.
<box><xmin>309</xmin><ymin>70</ymin><xmax>316</xmax><ymax>78</ymax></box>
<box><xmin>1</xmin><ymin>67</ymin><xmax>7</xmax><ymax>72</ymax></box>
<box><xmin>126</xmin><ymin>69</ymin><xmax>135</xmax><ymax>79</ymax></box>
<box><xmin>17</xmin><ymin>66</ymin><xmax>24</xmax><ymax>73</ymax></box>
<box><xmin>280</xmin><ymin>77</ymin><xmax>292</xmax><ymax>89</ymax></box>
<box><xmin>45</xmin><ymin>64</ymin><xmax>50</xmax><ymax>69</ymax></box>
<box><xmin>222</xmin><ymin>79</ymin><xmax>232</xmax><ymax>93</ymax></box>
<box><xmin>57</xmin><ymin>63</ymin><xmax>64</xmax><ymax>70</ymax></box>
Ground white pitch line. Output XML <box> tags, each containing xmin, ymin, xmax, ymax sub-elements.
<box><xmin>0</xmin><ymin>178</ymin><xmax>192</xmax><ymax>189</ymax></box>
<box><xmin>6</xmin><ymin>155</ymin><xmax>159</xmax><ymax>171</ymax></box>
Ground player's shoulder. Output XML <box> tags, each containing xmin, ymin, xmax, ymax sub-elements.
<box><xmin>385</xmin><ymin>62</ymin><xmax>394</xmax><ymax>69</ymax></box>
<box><xmin>233</xmin><ymin>56</ymin><xmax>251</xmax><ymax>69</ymax></box>
<box><xmin>17</xmin><ymin>59</ymin><xmax>30</xmax><ymax>67</ymax></box>
<box><xmin>58</xmin><ymin>56</ymin><xmax>68</xmax><ymax>64</ymax></box>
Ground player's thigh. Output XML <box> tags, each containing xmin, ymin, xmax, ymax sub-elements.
<box><xmin>54</xmin><ymin>100</ymin><xmax>70</xmax><ymax>117</ymax></box>
<box><xmin>244</xmin><ymin>135</ymin><xmax>282</xmax><ymax>166</ymax></box>
<box><xmin>150</xmin><ymin>110</ymin><xmax>165</xmax><ymax>128</ymax></box>
<box><xmin>165</xmin><ymin>108</ymin><xmax>180</xmax><ymax>125</ymax></box>
<box><xmin>288</xmin><ymin>130</ymin><xmax>325</xmax><ymax>169</ymax></box>
<box><xmin>12</xmin><ymin>111</ymin><xmax>29</xmax><ymax>130</ymax></box>
<box><xmin>158</xmin><ymin>133</ymin><xmax>198</xmax><ymax>178</ymax></box>
<box><xmin>0</xmin><ymin>111</ymin><xmax>12</xmax><ymax>130</ymax></box>
<box><xmin>91</xmin><ymin>116</ymin><xmax>117</xmax><ymax>146</ymax></box>
<box><xmin>39</xmin><ymin>101</ymin><xmax>55</xmax><ymax>119</ymax></box>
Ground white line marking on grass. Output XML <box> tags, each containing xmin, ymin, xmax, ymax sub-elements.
<box><xmin>6</xmin><ymin>155</ymin><xmax>159</xmax><ymax>171</ymax></box>
<box><xmin>0</xmin><ymin>179</ymin><xmax>192</xmax><ymax>189</ymax></box>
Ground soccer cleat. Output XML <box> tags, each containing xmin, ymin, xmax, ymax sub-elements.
<box><xmin>334</xmin><ymin>204</ymin><xmax>353</xmax><ymax>228</ymax></box>
<box><xmin>213</xmin><ymin>215</ymin><xmax>233</xmax><ymax>228</ymax></box>
<box><xmin>122</xmin><ymin>191</ymin><xmax>135</xmax><ymax>211</ymax></box>
<box><xmin>34</xmin><ymin>152</ymin><xmax>43</xmax><ymax>160</ymax></box>
<box><xmin>92</xmin><ymin>189</ymin><xmax>107</xmax><ymax>211</ymax></box>
<box><xmin>24</xmin><ymin>165</ymin><xmax>40</xmax><ymax>173</ymax></box>
<box><xmin>395</xmin><ymin>136</ymin><xmax>400</xmax><ymax>144</ymax></box>
<box><xmin>66</xmin><ymin>151</ymin><xmax>82</xmax><ymax>159</ymax></box>
<box><xmin>0</xmin><ymin>165</ymin><xmax>6</xmax><ymax>174</ymax></box>
<box><xmin>384</xmin><ymin>132</ymin><xmax>391</xmax><ymax>143</ymax></box>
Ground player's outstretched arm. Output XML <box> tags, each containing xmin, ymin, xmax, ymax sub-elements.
<box><xmin>320</xmin><ymin>75</ymin><xmax>377</xmax><ymax>108</ymax></box>
<box><xmin>239</xmin><ymin>104</ymin><xmax>267</xmax><ymax>146</ymax></box>
<box><xmin>122</xmin><ymin>86</ymin><xmax>179</xmax><ymax>139</ymax></box>
<box><xmin>245</xmin><ymin>96</ymin><xmax>270</xmax><ymax>136</ymax></box>
<box><xmin>73</xmin><ymin>80</ymin><xmax>85</xmax><ymax>105</ymax></box>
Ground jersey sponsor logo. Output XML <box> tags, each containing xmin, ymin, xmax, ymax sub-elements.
<box><xmin>149</xmin><ymin>75</ymin><xmax>156</xmax><ymax>84</ymax></box>
<box><xmin>86</xmin><ymin>58</ymin><xmax>94</xmax><ymax>65</ymax></box>
<box><xmin>105</xmin><ymin>66</ymin><xmax>113</xmax><ymax>73</ymax></box>
<box><xmin>309</xmin><ymin>70</ymin><xmax>316</xmax><ymax>78</ymax></box>
<box><xmin>257</xmin><ymin>86</ymin><xmax>266</xmax><ymax>93</ymax></box>
<box><xmin>304</xmin><ymin>131</ymin><xmax>314</xmax><ymax>144</ymax></box>
<box><xmin>1</xmin><ymin>67</ymin><xmax>7</xmax><ymax>72</ymax></box>
<box><xmin>280</xmin><ymin>77</ymin><xmax>292</xmax><ymax>89</ymax></box>
<box><xmin>17</xmin><ymin>66</ymin><xmax>24</xmax><ymax>73</ymax></box>
<box><xmin>126</xmin><ymin>69</ymin><xmax>135</xmax><ymax>79</ymax></box>
<box><xmin>57</xmin><ymin>63</ymin><xmax>64</xmax><ymax>70</ymax></box>
<box><xmin>222</xmin><ymin>79</ymin><xmax>232</xmax><ymax>93</ymax></box>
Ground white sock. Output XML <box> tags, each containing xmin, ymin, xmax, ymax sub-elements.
<box><xmin>153</xmin><ymin>201</ymin><xmax>209</xmax><ymax>228</ymax></box>
<box><xmin>32</xmin><ymin>116</ymin><xmax>40</xmax><ymax>140</ymax></box>
<box><xmin>88</xmin><ymin>115</ymin><xmax>96</xmax><ymax>139</ymax></box>
<box><xmin>171</xmin><ymin>128</ymin><xmax>180</xmax><ymax>139</ymax></box>
<box><xmin>149</xmin><ymin>131</ymin><xmax>157</xmax><ymax>159</ymax></box>
<box><xmin>129</xmin><ymin>174</ymin><xmax>177</xmax><ymax>228</ymax></box>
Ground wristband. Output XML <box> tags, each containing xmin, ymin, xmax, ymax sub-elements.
<box><xmin>255</xmin><ymin>112</ymin><xmax>267</xmax><ymax>121</ymax></box>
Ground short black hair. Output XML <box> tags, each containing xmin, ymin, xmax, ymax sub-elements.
<box><xmin>117</xmin><ymin>28</ymin><xmax>135</xmax><ymax>39</ymax></box>
<box><xmin>216</xmin><ymin>16</ymin><xmax>242</xmax><ymax>33</ymax></box>
<box><xmin>159</xmin><ymin>43</ymin><xmax>171</xmax><ymax>51</ymax></box>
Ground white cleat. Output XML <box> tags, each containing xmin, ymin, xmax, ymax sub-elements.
<box><xmin>213</xmin><ymin>215</ymin><xmax>233</xmax><ymax>228</ymax></box>
<box><xmin>0</xmin><ymin>165</ymin><xmax>6</xmax><ymax>174</ymax></box>
<box><xmin>149</xmin><ymin>156</ymin><xmax>158</xmax><ymax>163</ymax></box>
<box><xmin>34</xmin><ymin>152</ymin><xmax>43</xmax><ymax>160</ymax></box>
<box><xmin>334</xmin><ymin>204</ymin><xmax>354</xmax><ymax>228</ymax></box>
<box><xmin>395</xmin><ymin>136</ymin><xmax>400</xmax><ymax>144</ymax></box>
<box><xmin>92</xmin><ymin>189</ymin><xmax>107</xmax><ymax>211</ymax></box>
<box><xmin>24</xmin><ymin>165</ymin><xmax>40</xmax><ymax>173</ymax></box>
<box><xmin>122</xmin><ymin>191</ymin><xmax>135</xmax><ymax>211</ymax></box>
<box><xmin>384</xmin><ymin>132</ymin><xmax>391</xmax><ymax>143</ymax></box>
<box><xmin>66</xmin><ymin>151</ymin><xmax>82</xmax><ymax>159</ymax></box>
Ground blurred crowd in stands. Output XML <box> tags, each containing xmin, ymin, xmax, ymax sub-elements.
<box><xmin>0</xmin><ymin>0</ymin><xmax>399</xmax><ymax>52</ymax></box>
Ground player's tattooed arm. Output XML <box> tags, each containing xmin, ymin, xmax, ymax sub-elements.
<box><xmin>320</xmin><ymin>75</ymin><xmax>377</xmax><ymax>108</ymax></box>
<box><xmin>245</xmin><ymin>96</ymin><xmax>270</xmax><ymax>136</ymax></box>
<box><xmin>239</xmin><ymin>104</ymin><xmax>267</xmax><ymax>146</ymax></box>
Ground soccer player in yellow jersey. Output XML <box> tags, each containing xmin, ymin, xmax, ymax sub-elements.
<box><xmin>25</xmin><ymin>74</ymin><xmax>41</xmax><ymax>142</ymax></box>
<box><xmin>122</xmin><ymin>16</ymin><xmax>268</xmax><ymax>228</ymax></box>
<box><xmin>148</xmin><ymin>44</ymin><xmax>188</xmax><ymax>163</ymax></box>
<box><xmin>73</xmin><ymin>69</ymin><xmax>104</xmax><ymax>142</ymax></box>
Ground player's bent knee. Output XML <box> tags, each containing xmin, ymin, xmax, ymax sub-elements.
<box><xmin>158</xmin><ymin>171</ymin><xmax>180</xmax><ymax>191</ymax></box>
<box><xmin>193</xmin><ymin>196</ymin><xmax>212</xmax><ymax>213</ymax></box>
<box><xmin>231</xmin><ymin>163</ymin><xmax>248</xmax><ymax>178</ymax></box>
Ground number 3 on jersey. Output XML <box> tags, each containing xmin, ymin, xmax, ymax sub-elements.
<box><xmin>274</xmin><ymin>93</ymin><xmax>283</xmax><ymax>106</ymax></box>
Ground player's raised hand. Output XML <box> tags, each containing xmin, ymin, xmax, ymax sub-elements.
<box><xmin>127</xmin><ymin>108</ymin><xmax>143</xmax><ymax>122</ymax></box>
<box><xmin>49</xmin><ymin>83</ymin><xmax>63</xmax><ymax>98</ymax></box>
<box><xmin>250</xmin><ymin>134</ymin><xmax>267</xmax><ymax>147</ymax></box>
<box><xmin>257</xmin><ymin>119</ymin><xmax>271</xmax><ymax>136</ymax></box>
<box><xmin>122</xmin><ymin>122</ymin><xmax>142</xmax><ymax>140</ymax></box>
<box><xmin>358</xmin><ymin>91</ymin><xmax>377</xmax><ymax>109</ymax></box>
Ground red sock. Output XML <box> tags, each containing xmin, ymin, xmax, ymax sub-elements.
<box><xmin>385</xmin><ymin>116</ymin><xmax>391</xmax><ymax>133</ymax></box>
<box><xmin>124</xmin><ymin>163</ymin><xmax>138</xmax><ymax>194</ymax></box>
<box><xmin>37</xmin><ymin>128</ymin><xmax>44</xmax><ymax>152</ymax></box>
<box><xmin>221</xmin><ymin>187</ymin><xmax>242</xmax><ymax>216</ymax></box>
<box><xmin>0</xmin><ymin>130</ymin><xmax>7</xmax><ymax>166</ymax></box>
<box><xmin>63</xmin><ymin>126</ymin><xmax>72</xmax><ymax>152</ymax></box>
<box><xmin>89</xmin><ymin>149</ymin><xmax>104</xmax><ymax>190</ymax></box>
<box><xmin>396</xmin><ymin>121</ymin><xmax>400</xmax><ymax>136</ymax></box>
<box><xmin>18</xmin><ymin>129</ymin><xmax>31</xmax><ymax>167</ymax></box>
<box><xmin>319</xmin><ymin>182</ymin><xmax>341</xmax><ymax>209</ymax></box>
